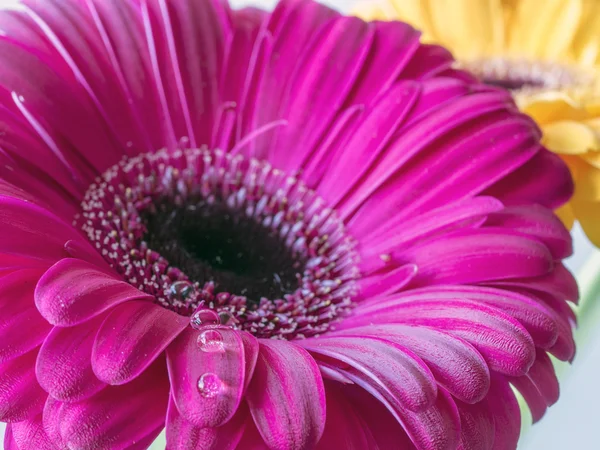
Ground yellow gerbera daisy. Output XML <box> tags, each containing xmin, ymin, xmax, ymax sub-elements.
<box><xmin>355</xmin><ymin>0</ymin><xmax>600</xmax><ymax>246</ymax></box>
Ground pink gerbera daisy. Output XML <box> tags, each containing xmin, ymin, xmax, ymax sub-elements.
<box><xmin>0</xmin><ymin>0</ymin><xmax>577</xmax><ymax>449</ymax></box>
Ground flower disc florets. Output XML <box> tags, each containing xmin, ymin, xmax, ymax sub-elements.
<box><xmin>76</xmin><ymin>148</ymin><xmax>359</xmax><ymax>339</ymax></box>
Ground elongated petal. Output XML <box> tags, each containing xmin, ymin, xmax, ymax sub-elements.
<box><xmin>316</xmin><ymin>383</ymin><xmax>377</xmax><ymax>450</ymax></box>
<box><xmin>302</xmin><ymin>335</ymin><xmax>437</xmax><ymax>412</ymax></box>
<box><xmin>0</xmin><ymin>350</ymin><xmax>46</xmax><ymax>422</ymax></box>
<box><xmin>35</xmin><ymin>258</ymin><xmax>153</xmax><ymax>326</ymax></box>
<box><xmin>36</xmin><ymin>315</ymin><xmax>106</xmax><ymax>402</ymax></box>
<box><xmin>165</xmin><ymin>396</ymin><xmax>248</xmax><ymax>450</ymax></box>
<box><xmin>93</xmin><ymin>300</ymin><xmax>188</xmax><ymax>385</ymax></box>
<box><xmin>246</xmin><ymin>340</ymin><xmax>326</xmax><ymax>450</ymax></box>
<box><xmin>0</xmin><ymin>269</ymin><xmax>50</xmax><ymax>364</ymax></box>
<box><xmin>10</xmin><ymin>415</ymin><xmax>58</xmax><ymax>450</ymax></box>
<box><xmin>333</xmin><ymin>324</ymin><xmax>490</xmax><ymax>404</ymax></box>
<box><xmin>167</xmin><ymin>327</ymin><xmax>257</xmax><ymax>428</ymax></box>
<box><xmin>56</xmin><ymin>363</ymin><xmax>169</xmax><ymax>449</ymax></box>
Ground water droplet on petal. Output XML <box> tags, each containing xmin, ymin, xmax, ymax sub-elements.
<box><xmin>190</xmin><ymin>307</ymin><xmax>220</xmax><ymax>330</ymax></box>
<box><xmin>197</xmin><ymin>372</ymin><xmax>224</xmax><ymax>398</ymax></box>
<box><xmin>169</xmin><ymin>280</ymin><xmax>195</xmax><ymax>301</ymax></box>
<box><xmin>197</xmin><ymin>329</ymin><xmax>225</xmax><ymax>353</ymax></box>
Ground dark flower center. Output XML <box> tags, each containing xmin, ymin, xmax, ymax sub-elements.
<box><xmin>459</xmin><ymin>57</ymin><xmax>593</xmax><ymax>92</ymax></box>
<box><xmin>75</xmin><ymin>148</ymin><xmax>359</xmax><ymax>339</ymax></box>
<box><xmin>141</xmin><ymin>199</ymin><xmax>305</xmax><ymax>303</ymax></box>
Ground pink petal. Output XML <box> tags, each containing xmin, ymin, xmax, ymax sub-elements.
<box><xmin>485</xmin><ymin>150</ymin><xmax>574</xmax><ymax>209</ymax></box>
<box><xmin>334</xmin><ymin>324</ymin><xmax>490</xmax><ymax>404</ymax></box>
<box><xmin>140</xmin><ymin>0</ymin><xmax>230</xmax><ymax>148</ymax></box>
<box><xmin>92</xmin><ymin>300</ymin><xmax>189</xmax><ymax>385</ymax></box>
<box><xmin>409</xmin><ymin>285</ymin><xmax>559</xmax><ymax>350</ymax></box>
<box><xmin>358</xmin><ymin>196</ymin><xmax>504</xmax><ymax>258</ymax></box>
<box><xmin>0</xmin><ymin>350</ymin><xmax>47</xmax><ymax>422</ymax></box>
<box><xmin>35</xmin><ymin>258</ymin><xmax>153</xmax><ymax>326</ymax></box>
<box><xmin>42</xmin><ymin>397</ymin><xmax>64</xmax><ymax>447</ymax></box>
<box><xmin>358</xmin><ymin>263</ymin><xmax>418</xmax><ymax>298</ymax></box>
<box><xmin>165</xmin><ymin>396</ymin><xmax>248</xmax><ymax>450</ymax></box>
<box><xmin>344</xmin><ymin>93</ymin><xmax>540</xmax><ymax>227</ymax></box>
<box><xmin>302</xmin><ymin>335</ymin><xmax>437</xmax><ymax>412</ymax></box>
<box><xmin>9</xmin><ymin>415</ymin><xmax>58</xmax><ymax>450</ymax></box>
<box><xmin>36</xmin><ymin>315</ymin><xmax>107</xmax><ymax>402</ymax></box>
<box><xmin>0</xmin><ymin>269</ymin><xmax>51</xmax><ymax>364</ymax></box>
<box><xmin>345</xmin><ymin>21</ymin><xmax>421</xmax><ymax>105</ymax></box>
<box><xmin>0</xmin><ymin>197</ymin><xmax>82</xmax><ymax>261</ymax></box>
<box><xmin>344</xmin><ymin>296</ymin><xmax>535</xmax><ymax>376</ymax></box>
<box><xmin>456</xmin><ymin>400</ymin><xmax>494</xmax><ymax>450</ymax></box>
<box><xmin>166</xmin><ymin>327</ymin><xmax>258</xmax><ymax>428</ymax></box>
<box><xmin>404</xmin><ymin>230</ymin><xmax>553</xmax><ymax>285</ymax></box>
<box><xmin>488</xmin><ymin>375</ymin><xmax>521</xmax><ymax>450</ymax></box>
<box><xmin>527</xmin><ymin>351</ymin><xmax>560</xmax><ymax>406</ymax></box>
<box><xmin>316</xmin><ymin>383</ymin><xmax>378</xmax><ymax>450</ymax></box>
<box><xmin>4</xmin><ymin>425</ymin><xmax>17</xmax><ymax>450</ymax></box>
<box><xmin>318</xmin><ymin>81</ymin><xmax>421</xmax><ymax>206</ymax></box>
<box><xmin>485</xmin><ymin>205</ymin><xmax>572</xmax><ymax>259</ymax></box>
<box><xmin>269</xmin><ymin>16</ymin><xmax>374</xmax><ymax>171</ymax></box>
<box><xmin>510</xmin><ymin>375</ymin><xmax>546</xmax><ymax>423</ymax></box>
<box><xmin>55</xmin><ymin>363</ymin><xmax>169</xmax><ymax>449</ymax></box>
<box><xmin>246</xmin><ymin>340</ymin><xmax>326</xmax><ymax>450</ymax></box>
<box><xmin>343</xmin><ymin>384</ymin><xmax>415</xmax><ymax>450</ymax></box>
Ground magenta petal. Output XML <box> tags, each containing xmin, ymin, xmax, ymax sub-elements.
<box><xmin>485</xmin><ymin>150</ymin><xmax>574</xmax><ymax>209</ymax></box>
<box><xmin>485</xmin><ymin>205</ymin><xmax>572</xmax><ymax>259</ymax></box>
<box><xmin>302</xmin><ymin>335</ymin><xmax>437</xmax><ymax>412</ymax></box>
<box><xmin>92</xmin><ymin>300</ymin><xmax>189</xmax><ymax>385</ymax></box>
<box><xmin>0</xmin><ymin>350</ymin><xmax>47</xmax><ymax>422</ymax></box>
<box><xmin>0</xmin><ymin>197</ymin><xmax>82</xmax><ymax>261</ymax></box>
<box><xmin>4</xmin><ymin>425</ymin><xmax>17</xmax><ymax>450</ymax></box>
<box><xmin>57</xmin><ymin>364</ymin><xmax>169</xmax><ymax>449</ymax></box>
<box><xmin>167</xmin><ymin>327</ymin><xmax>257</xmax><ymax>428</ymax></box>
<box><xmin>246</xmin><ymin>340</ymin><xmax>326</xmax><ymax>450</ymax></box>
<box><xmin>456</xmin><ymin>400</ymin><xmax>494</xmax><ymax>450</ymax></box>
<box><xmin>334</xmin><ymin>325</ymin><xmax>490</xmax><ymax>404</ymax></box>
<box><xmin>0</xmin><ymin>269</ymin><xmax>51</xmax><ymax>364</ymax></box>
<box><xmin>35</xmin><ymin>258</ymin><xmax>153</xmax><ymax>326</ymax></box>
<box><xmin>165</xmin><ymin>396</ymin><xmax>248</xmax><ymax>450</ymax></box>
<box><xmin>10</xmin><ymin>415</ymin><xmax>58</xmax><ymax>450</ymax></box>
<box><xmin>405</xmin><ymin>230</ymin><xmax>553</xmax><ymax>285</ymax></box>
<box><xmin>344</xmin><ymin>385</ymin><xmax>415</xmax><ymax>450</ymax></box>
<box><xmin>488</xmin><ymin>375</ymin><xmax>521</xmax><ymax>450</ymax></box>
<box><xmin>316</xmin><ymin>384</ymin><xmax>377</xmax><ymax>450</ymax></box>
<box><xmin>36</xmin><ymin>315</ymin><xmax>107</xmax><ymax>402</ymax></box>
<box><xmin>345</xmin><ymin>297</ymin><xmax>535</xmax><ymax>376</ymax></box>
<box><xmin>42</xmin><ymin>397</ymin><xmax>64</xmax><ymax>448</ymax></box>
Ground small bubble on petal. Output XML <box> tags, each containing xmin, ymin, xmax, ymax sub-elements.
<box><xmin>190</xmin><ymin>307</ymin><xmax>220</xmax><ymax>330</ymax></box>
<box><xmin>197</xmin><ymin>329</ymin><xmax>225</xmax><ymax>353</ymax></box>
<box><xmin>197</xmin><ymin>373</ymin><xmax>224</xmax><ymax>398</ymax></box>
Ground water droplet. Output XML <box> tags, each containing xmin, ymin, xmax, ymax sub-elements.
<box><xmin>218</xmin><ymin>311</ymin><xmax>238</xmax><ymax>327</ymax></box>
<box><xmin>197</xmin><ymin>329</ymin><xmax>224</xmax><ymax>353</ymax></box>
<box><xmin>190</xmin><ymin>307</ymin><xmax>219</xmax><ymax>330</ymax></box>
<box><xmin>197</xmin><ymin>372</ymin><xmax>224</xmax><ymax>398</ymax></box>
<box><xmin>169</xmin><ymin>280</ymin><xmax>195</xmax><ymax>300</ymax></box>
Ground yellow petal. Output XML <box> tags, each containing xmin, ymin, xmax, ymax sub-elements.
<box><xmin>571</xmin><ymin>0</ymin><xmax>600</xmax><ymax>66</ymax></box>
<box><xmin>572</xmin><ymin>199</ymin><xmax>600</xmax><ymax>247</ymax></box>
<box><xmin>425</xmin><ymin>0</ymin><xmax>505</xmax><ymax>59</ymax></box>
<box><xmin>520</xmin><ymin>93</ymin><xmax>590</xmax><ymax>125</ymax></box>
<box><xmin>542</xmin><ymin>121</ymin><xmax>600</xmax><ymax>155</ymax></box>
<box><xmin>555</xmin><ymin>202</ymin><xmax>576</xmax><ymax>230</ymax></box>
<box><xmin>507</xmin><ymin>0</ymin><xmax>583</xmax><ymax>59</ymax></box>
<box><xmin>572</xmin><ymin>158</ymin><xmax>600</xmax><ymax>202</ymax></box>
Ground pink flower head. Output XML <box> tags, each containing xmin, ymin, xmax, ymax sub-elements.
<box><xmin>0</xmin><ymin>0</ymin><xmax>577</xmax><ymax>449</ymax></box>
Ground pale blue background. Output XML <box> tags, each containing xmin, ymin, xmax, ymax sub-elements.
<box><xmin>1</xmin><ymin>0</ymin><xmax>598</xmax><ymax>448</ymax></box>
